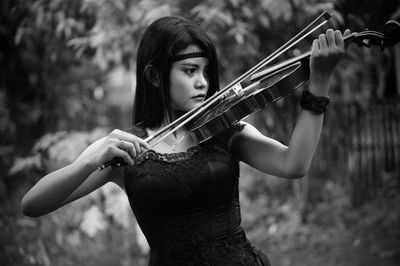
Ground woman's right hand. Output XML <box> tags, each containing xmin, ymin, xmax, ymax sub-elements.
<box><xmin>77</xmin><ymin>129</ymin><xmax>150</xmax><ymax>170</ymax></box>
<box><xmin>22</xmin><ymin>128</ymin><xmax>150</xmax><ymax>217</ymax></box>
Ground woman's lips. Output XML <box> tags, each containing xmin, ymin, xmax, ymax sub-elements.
<box><xmin>192</xmin><ymin>94</ymin><xmax>205</xmax><ymax>100</ymax></box>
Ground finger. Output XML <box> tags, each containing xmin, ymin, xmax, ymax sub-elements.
<box><xmin>342</xmin><ymin>29</ymin><xmax>352</xmax><ymax>49</ymax></box>
<box><xmin>334</xmin><ymin>30</ymin><xmax>344</xmax><ymax>50</ymax></box>
<box><xmin>135</xmin><ymin>137</ymin><xmax>151</xmax><ymax>150</ymax></box>
<box><xmin>119</xmin><ymin>140</ymin><xmax>137</xmax><ymax>158</ymax></box>
<box><xmin>311</xmin><ymin>39</ymin><xmax>320</xmax><ymax>55</ymax></box>
<box><xmin>343</xmin><ymin>28</ymin><xmax>351</xmax><ymax>37</ymax></box>
<box><xmin>318</xmin><ymin>33</ymin><xmax>328</xmax><ymax>52</ymax></box>
<box><xmin>132</xmin><ymin>138</ymin><xmax>141</xmax><ymax>155</ymax></box>
<box><xmin>325</xmin><ymin>29</ymin><xmax>336</xmax><ymax>48</ymax></box>
<box><xmin>110</xmin><ymin>129</ymin><xmax>139</xmax><ymax>144</ymax></box>
<box><xmin>110</xmin><ymin>129</ymin><xmax>124</xmax><ymax>139</ymax></box>
<box><xmin>119</xmin><ymin>131</ymin><xmax>151</xmax><ymax>150</ymax></box>
<box><xmin>112</xmin><ymin>146</ymin><xmax>134</xmax><ymax>165</ymax></box>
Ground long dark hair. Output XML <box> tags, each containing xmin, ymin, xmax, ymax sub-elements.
<box><xmin>133</xmin><ymin>16</ymin><xmax>220</xmax><ymax>129</ymax></box>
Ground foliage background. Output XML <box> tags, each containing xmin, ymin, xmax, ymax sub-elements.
<box><xmin>1</xmin><ymin>0</ymin><xmax>400</xmax><ymax>265</ymax></box>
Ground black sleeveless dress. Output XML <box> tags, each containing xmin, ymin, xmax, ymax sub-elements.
<box><xmin>119</xmin><ymin>125</ymin><xmax>271</xmax><ymax>266</ymax></box>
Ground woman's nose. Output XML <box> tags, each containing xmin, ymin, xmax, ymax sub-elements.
<box><xmin>195</xmin><ymin>73</ymin><xmax>208</xmax><ymax>89</ymax></box>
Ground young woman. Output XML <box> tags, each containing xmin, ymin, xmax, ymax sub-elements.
<box><xmin>22</xmin><ymin>16</ymin><xmax>346</xmax><ymax>265</ymax></box>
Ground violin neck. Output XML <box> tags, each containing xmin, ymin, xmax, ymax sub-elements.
<box><xmin>250</xmin><ymin>52</ymin><xmax>311</xmax><ymax>83</ymax></box>
<box><xmin>250</xmin><ymin>32</ymin><xmax>365</xmax><ymax>83</ymax></box>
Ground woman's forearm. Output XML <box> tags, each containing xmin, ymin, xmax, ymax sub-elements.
<box><xmin>21</xmin><ymin>159</ymin><xmax>96</xmax><ymax>217</ymax></box>
<box><xmin>284</xmin><ymin>77</ymin><xmax>329</xmax><ymax>176</ymax></box>
<box><xmin>284</xmin><ymin>29</ymin><xmax>346</xmax><ymax>176</ymax></box>
<box><xmin>285</xmin><ymin>108</ymin><xmax>324</xmax><ymax>176</ymax></box>
<box><xmin>22</xmin><ymin>129</ymin><xmax>149</xmax><ymax>218</ymax></box>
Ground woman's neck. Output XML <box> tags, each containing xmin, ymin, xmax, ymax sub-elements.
<box><xmin>161</xmin><ymin>110</ymin><xmax>189</xmax><ymax>136</ymax></box>
<box><xmin>147</xmin><ymin>116</ymin><xmax>197</xmax><ymax>153</ymax></box>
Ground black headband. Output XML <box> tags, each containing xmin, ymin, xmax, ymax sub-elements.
<box><xmin>173</xmin><ymin>52</ymin><xmax>208</xmax><ymax>62</ymax></box>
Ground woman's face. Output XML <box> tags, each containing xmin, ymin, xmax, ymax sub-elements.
<box><xmin>169</xmin><ymin>45</ymin><xmax>209</xmax><ymax>113</ymax></box>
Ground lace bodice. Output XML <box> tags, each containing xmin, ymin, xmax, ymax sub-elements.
<box><xmin>118</xmin><ymin>125</ymin><xmax>270</xmax><ymax>266</ymax></box>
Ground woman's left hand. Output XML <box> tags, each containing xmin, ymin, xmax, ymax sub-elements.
<box><xmin>309</xmin><ymin>29</ymin><xmax>350</xmax><ymax>95</ymax></box>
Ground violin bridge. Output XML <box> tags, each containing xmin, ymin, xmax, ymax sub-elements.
<box><xmin>221</xmin><ymin>83</ymin><xmax>244</xmax><ymax>101</ymax></box>
<box><xmin>231</xmin><ymin>83</ymin><xmax>243</xmax><ymax>94</ymax></box>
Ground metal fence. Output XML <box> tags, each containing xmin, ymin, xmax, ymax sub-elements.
<box><xmin>310</xmin><ymin>100</ymin><xmax>400</xmax><ymax>206</ymax></box>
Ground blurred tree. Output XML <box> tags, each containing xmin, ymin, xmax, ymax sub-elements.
<box><xmin>1</xmin><ymin>0</ymin><xmax>107</xmax><ymax>153</ymax></box>
<box><xmin>2</xmin><ymin>0</ymin><xmax>400</xmax><ymax>264</ymax></box>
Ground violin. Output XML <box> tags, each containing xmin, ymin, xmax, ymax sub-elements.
<box><xmin>190</xmin><ymin>19</ymin><xmax>400</xmax><ymax>142</ymax></box>
<box><xmin>100</xmin><ymin>11</ymin><xmax>400</xmax><ymax>170</ymax></box>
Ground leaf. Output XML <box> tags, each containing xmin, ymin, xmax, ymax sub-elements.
<box><xmin>14</xmin><ymin>27</ymin><xmax>25</xmax><ymax>45</ymax></box>
<box><xmin>11</xmin><ymin>128</ymin><xmax>108</xmax><ymax>174</ymax></box>
<box><xmin>66</xmin><ymin>230</ymin><xmax>82</xmax><ymax>247</ymax></box>
<box><xmin>258</xmin><ymin>14</ymin><xmax>271</xmax><ymax>28</ymax></box>
<box><xmin>32</xmin><ymin>131</ymin><xmax>69</xmax><ymax>153</ymax></box>
<box><xmin>102</xmin><ymin>183</ymin><xmax>132</xmax><ymax>228</ymax></box>
<box><xmin>8</xmin><ymin>155</ymin><xmax>42</xmax><ymax>175</ymax></box>
<box><xmin>142</xmin><ymin>4</ymin><xmax>177</xmax><ymax>24</ymax></box>
<box><xmin>80</xmin><ymin>205</ymin><xmax>108</xmax><ymax>237</ymax></box>
<box><xmin>46</xmin><ymin>132</ymin><xmax>89</xmax><ymax>164</ymax></box>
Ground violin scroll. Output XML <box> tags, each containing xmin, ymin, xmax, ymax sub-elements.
<box><xmin>384</xmin><ymin>20</ymin><xmax>400</xmax><ymax>46</ymax></box>
<box><xmin>350</xmin><ymin>20</ymin><xmax>400</xmax><ymax>50</ymax></box>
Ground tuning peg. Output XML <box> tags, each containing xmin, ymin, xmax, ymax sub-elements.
<box><xmin>383</xmin><ymin>20</ymin><xmax>400</xmax><ymax>47</ymax></box>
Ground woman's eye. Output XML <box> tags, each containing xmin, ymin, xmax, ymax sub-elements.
<box><xmin>184</xmin><ymin>68</ymin><xmax>196</xmax><ymax>75</ymax></box>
